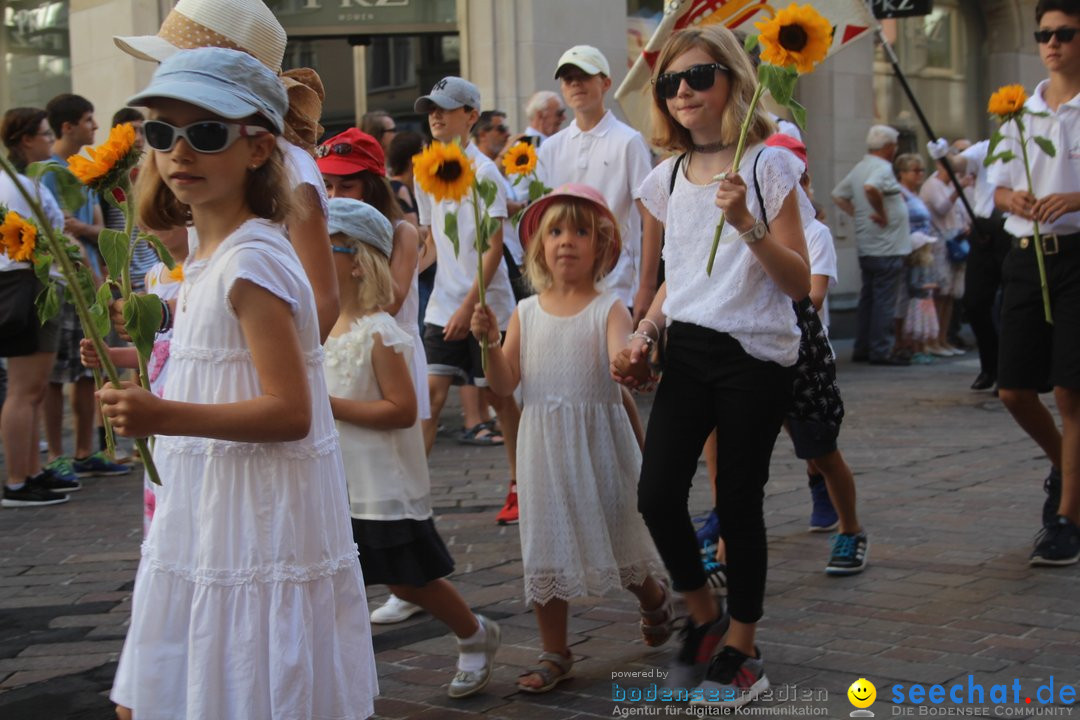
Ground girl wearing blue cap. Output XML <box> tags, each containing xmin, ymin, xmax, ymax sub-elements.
<box><xmin>323</xmin><ymin>197</ymin><xmax>501</xmax><ymax>699</ymax></box>
<box><xmin>98</xmin><ymin>47</ymin><xmax>376</xmax><ymax>720</ymax></box>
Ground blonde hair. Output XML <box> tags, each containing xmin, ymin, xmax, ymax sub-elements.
<box><xmin>910</xmin><ymin>243</ymin><xmax>934</xmax><ymax>267</ymax></box>
<box><xmin>524</xmin><ymin>199</ymin><xmax>618</xmax><ymax>293</ymax></box>
<box><xmin>335</xmin><ymin>233</ymin><xmax>394</xmax><ymax>312</ymax></box>
<box><xmin>650</xmin><ymin>25</ymin><xmax>775</xmax><ymax>152</ymax></box>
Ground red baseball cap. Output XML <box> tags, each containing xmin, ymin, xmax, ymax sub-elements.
<box><xmin>316</xmin><ymin>127</ymin><xmax>386</xmax><ymax>177</ymax></box>
<box><xmin>519</xmin><ymin>183</ymin><xmax>622</xmax><ymax>275</ymax></box>
<box><xmin>765</xmin><ymin>132</ymin><xmax>808</xmax><ymax>168</ymax></box>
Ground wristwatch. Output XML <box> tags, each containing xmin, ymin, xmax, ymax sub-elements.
<box><xmin>740</xmin><ymin>221</ymin><xmax>767</xmax><ymax>244</ymax></box>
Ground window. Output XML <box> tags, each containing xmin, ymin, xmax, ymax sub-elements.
<box><xmin>368</xmin><ymin>35</ymin><xmax>415</xmax><ymax>91</ymax></box>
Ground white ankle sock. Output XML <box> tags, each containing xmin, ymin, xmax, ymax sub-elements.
<box><xmin>457</xmin><ymin>617</ymin><xmax>487</xmax><ymax>672</ymax></box>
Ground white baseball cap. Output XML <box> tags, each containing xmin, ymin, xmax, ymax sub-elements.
<box><xmin>554</xmin><ymin>45</ymin><xmax>610</xmax><ymax>79</ymax></box>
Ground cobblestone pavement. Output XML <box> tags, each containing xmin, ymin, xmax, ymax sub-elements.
<box><xmin>2</xmin><ymin>342</ymin><xmax>1079</xmax><ymax>719</ymax></box>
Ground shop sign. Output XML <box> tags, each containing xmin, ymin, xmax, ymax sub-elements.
<box><xmin>267</xmin><ymin>0</ymin><xmax>457</xmax><ymax>35</ymax></box>
<box><xmin>871</xmin><ymin>0</ymin><xmax>933</xmax><ymax>18</ymax></box>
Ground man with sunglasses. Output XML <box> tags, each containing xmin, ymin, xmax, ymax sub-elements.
<box><xmin>987</xmin><ymin>0</ymin><xmax>1080</xmax><ymax>566</ymax></box>
<box><xmin>537</xmin><ymin>45</ymin><xmax>653</xmax><ymax>313</ymax></box>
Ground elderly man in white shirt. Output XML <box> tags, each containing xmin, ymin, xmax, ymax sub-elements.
<box><xmin>522</xmin><ymin>91</ymin><xmax>565</xmax><ymax>143</ymax></box>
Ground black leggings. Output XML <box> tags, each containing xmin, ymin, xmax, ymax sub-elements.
<box><xmin>638</xmin><ymin>322</ymin><xmax>793</xmax><ymax>624</ymax></box>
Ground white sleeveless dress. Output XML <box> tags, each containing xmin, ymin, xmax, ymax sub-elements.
<box><xmin>110</xmin><ymin>219</ymin><xmax>377</xmax><ymax>720</ymax></box>
<box><xmin>516</xmin><ymin>293</ymin><xmax>666</xmax><ymax>605</ymax></box>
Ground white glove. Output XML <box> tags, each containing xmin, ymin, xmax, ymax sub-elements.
<box><xmin>927</xmin><ymin>138</ymin><xmax>949</xmax><ymax>160</ymax></box>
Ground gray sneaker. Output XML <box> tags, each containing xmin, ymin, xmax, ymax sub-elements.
<box><xmin>665</xmin><ymin>613</ymin><xmax>730</xmax><ymax>691</ymax></box>
<box><xmin>448</xmin><ymin>615</ymin><xmax>501</xmax><ymax>698</ymax></box>
<box><xmin>693</xmin><ymin>645</ymin><xmax>770</xmax><ymax>707</ymax></box>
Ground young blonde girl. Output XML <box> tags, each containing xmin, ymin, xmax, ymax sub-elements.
<box><xmin>323</xmin><ymin>198</ymin><xmax>500</xmax><ymax>699</ymax></box>
<box><xmin>471</xmin><ymin>183</ymin><xmax>670</xmax><ymax>694</ymax></box>
<box><xmin>904</xmin><ymin>232</ymin><xmax>940</xmax><ymax>364</ymax></box>
<box><xmin>97</xmin><ymin>47</ymin><xmax>376</xmax><ymax>720</ymax></box>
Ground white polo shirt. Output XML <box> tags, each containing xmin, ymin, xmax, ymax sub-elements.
<box><xmin>538</xmin><ymin>109</ymin><xmax>653</xmax><ymax>307</ymax></box>
<box><xmin>416</xmin><ymin>142</ymin><xmax>515</xmax><ymax>330</ymax></box>
<box><xmin>987</xmin><ymin>80</ymin><xmax>1080</xmax><ymax>237</ymax></box>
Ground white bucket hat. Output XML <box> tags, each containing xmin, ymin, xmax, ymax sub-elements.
<box><xmin>114</xmin><ymin>0</ymin><xmax>287</xmax><ymax>73</ymax></box>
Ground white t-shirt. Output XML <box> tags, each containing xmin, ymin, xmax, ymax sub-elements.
<box><xmin>0</xmin><ymin>171</ymin><xmax>64</xmax><ymax>272</ymax></box>
<box><xmin>805</xmin><ymin>218</ymin><xmax>838</xmax><ymax>330</ymax></box>
<box><xmin>279</xmin><ymin>137</ymin><xmax>329</xmax><ymax>217</ymax></box>
<box><xmin>539</xmin><ymin>110</ymin><xmax>652</xmax><ymax>307</ymax></box>
<box><xmin>958</xmin><ymin>140</ymin><xmax>994</xmax><ymax>219</ymax></box>
<box><xmin>987</xmin><ymin>80</ymin><xmax>1080</xmax><ymax>237</ymax></box>
<box><xmin>416</xmin><ymin>142</ymin><xmax>515</xmax><ymax>329</ymax></box>
<box><xmin>636</xmin><ymin>144</ymin><xmax>804</xmax><ymax>366</ymax></box>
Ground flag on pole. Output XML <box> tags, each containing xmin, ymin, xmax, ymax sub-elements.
<box><xmin>615</xmin><ymin>0</ymin><xmax>875</xmax><ymax>137</ymax></box>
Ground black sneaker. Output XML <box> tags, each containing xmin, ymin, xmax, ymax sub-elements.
<box><xmin>693</xmin><ymin>645</ymin><xmax>770</xmax><ymax>707</ymax></box>
<box><xmin>1043</xmin><ymin>467</ymin><xmax>1062</xmax><ymax>527</ymax></box>
<box><xmin>826</xmin><ymin>531</ymin><xmax>869</xmax><ymax>575</ymax></box>
<box><xmin>2</xmin><ymin>482</ymin><xmax>69</xmax><ymax>508</ymax></box>
<box><xmin>1030</xmin><ymin>516</ymin><xmax>1080</xmax><ymax>567</ymax></box>
<box><xmin>665</xmin><ymin>613</ymin><xmax>730</xmax><ymax>690</ymax></box>
<box><xmin>32</xmin><ymin>467</ymin><xmax>81</xmax><ymax>494</ymax></box>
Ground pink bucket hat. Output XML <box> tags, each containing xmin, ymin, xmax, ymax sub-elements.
<box><xmin>518</xmin><ymin>183</ymin><xmax>622</xmax><ymax>274</ymax></box>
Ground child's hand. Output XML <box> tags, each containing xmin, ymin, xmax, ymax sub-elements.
<box><xmin>109</xmin><ymin>299</ymin><xmax>133</xmax><ymax>342</ymax></box>
<box><xmin>714</xmin><ymin>172</ymin><xmax>753</xmax><ymax>232</ymax></box>
<box><xmin>79</xmin><ymin>338</ymin><xmax>102</xmax><ymax>369</ymax></box>
<box><xmin>470</xmin><ymin>304</ymin><xmax>499</xmax><ymax>346</ymax></box>
<box><xmin>97</xmin><ymin>381</ymin><xmax>161</xmax><ymax>438</ymax></box>
<box><xmin>610</xmin><ymin>341</ymin><xmax>653</xmax><ymax>390</ymax></box>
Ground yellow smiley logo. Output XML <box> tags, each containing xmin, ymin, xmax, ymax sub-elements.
<box><xmin>848</xmin><ymin>678</ymin><xmax>877</xmax><ymax>709</ymax></box>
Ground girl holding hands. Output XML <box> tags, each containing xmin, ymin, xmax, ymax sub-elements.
<box><xmin>98</xmin><ymin>48</ymin><xmax>376</xmax><ymax>720</ymax></box>
<box><xmin>471</xmin><ymin>184</ymin><xmax>670</xmax><ymax>694</ymax></box>
<box><xmin>613</xmin><ymin>25</ymin><xmax>809</xmax><ymax>707</ymax></box>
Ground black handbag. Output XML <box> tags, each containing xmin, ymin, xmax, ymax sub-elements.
<box><xmin>0</xmin><ymin>269</ymin><xmax>41</xmax><ymax>357</ymax></box>
<box><xmin>748</xmin><ymin>151</ymin><xmax>844</xmax><ymax>427</ymax></box>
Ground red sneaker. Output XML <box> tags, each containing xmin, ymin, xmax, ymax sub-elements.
<box><xmin>496</xmin><ymin>484</ymin><xmax>518</xmax><ymax>525</ymax></box>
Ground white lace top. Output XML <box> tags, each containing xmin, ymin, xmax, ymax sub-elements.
<box><xmin>324</xmin><ymin>312</ymin><xmax>432</xmax><ymax>521</ymax></box>
<box><xmin>636</xmin><ymin>144</ymin><xmax>803</xmax><ymax>366</ymax></box>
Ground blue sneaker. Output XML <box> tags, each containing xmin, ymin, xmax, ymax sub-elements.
<box><xmin>702</xmin><ymin>543</ymin><xmax>728</xmax><ymax>599</ymax></box>
<box><xmin>696</xmin><ymin>509</ymin><xmax>721</xmax><ymax>547</ymax></box>
<box><xmin>826</xmin><ymin>531</ymin><xmax>869</xmax><ymax>575</ymax></box>
<box><xmin>808</xmin><ymin>475</ymin><xmax>838</xmax><ymax>532</ymax></box>
<box><xmin>41</xmin><ymin>458</ymin><xmax>82</xmax><ymax>493</ymax></box>
<box><xmin>72</xmin><ymin>451</ymin><xmax>131</xmax><ymax>478</ymax></box>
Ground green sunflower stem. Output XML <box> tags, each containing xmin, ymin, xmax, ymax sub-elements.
<box><xmin>470</xmin><ymin>183</ymin><xmax>488</xmax><ymax>372</ymax></box>
<box><xmin>92</xmin><ymin>368</ymin><xmax>118</xmax><ymax>461</ymax></box>
<box><xmin>1016</xmin><ymin>122</ymin><xmax>1054</xmax><ymax>325</ymax></box>
<box><xmin>707</xmin><ymin>83</ymin><xmax>765</xmax><ymax>276</ymax></box>
<box><xmin>0</xmin><ymin>153</ymin><xmax>162</xmax><ymax>484</ymax></box>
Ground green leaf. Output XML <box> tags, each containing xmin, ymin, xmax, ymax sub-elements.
<box><xmin>483</xmin><ymin>216</ymin><xmax>501</xmax><ymax>244</ymax></box>
<box><xmin>74</xmin><ymin>267</ymin><xmax>97</xmax><ymax>311</ymax></box>
<box><xmin>35</xmin><ymin>283</ymin><xmax>61</xmax><ymax>325</ymax></box>
<box><xmin>759</xmin><ymin>64</ymin><xmax>798</xmax><ymax>107</ymax></box>
<box><xmin>993</xmin><ymin>150</ymin><xmax>1017</xmax><ymax>165</ymax></box>
<box><xmin>510</xmin><ymin>207</ymin><xmax>526</xmax><ymax>229</ymax></box>
<box><xmin>744</xmin><ymin>34</ymin><xmax>759</xmax><ymax>52</ymax></box>
<box><xmin>33</xmin><ymin>253</ymin><xmax>53</xmax><ymax>284</ymax></box>
<box><xmin>987</xmin><ymin>130</ymin><xmax>1004</xmax><ymax>156</ymax></box>
<box><xmin>444</xmin><ymin>211</ymin><xmax>460</xmax><ymax>257</ymax></box>
<box><xmin>528</xmin><ymin>179</ymin><xmax>551</xmax><ymax>202</ymax></box>
<box><xmin>1032</xmin><ymin>135</ymin><xmax>1057</xmax><ymax>158</ymax></box>
<box><xmin>788</xmin><ymin>99</ymin><xmax>807</xmax><ymax>131</ymax></box>
<box><xmin>124</xmin><ymin>293</ymin><xmax>163</xmax><ymax>362</ymax></box>
<box><xmin>141</xmin><ymin>232</ymin><xmax>176</xmax><ymax>270</ymax></box>
<box><xmin>88</xmin><ymin>282</ymin><xmax>113</xmax><ymax>337</ymax></box>
<box><xmin>99</xmin><ymin>228</ymin><xmax>130</xmax><ymax>282</ymax></box>
<box><xmin>476</xmin><ymin>179</ymin><xmax>498</xmax><ymax>209</ymax></box>
<box><xmin>25</xmin><ymin>162</ymin><xmax>85</xmax><ymax>215</ymax></box>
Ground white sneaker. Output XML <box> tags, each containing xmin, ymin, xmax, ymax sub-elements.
<box><xmin>370</xmin><ymin>594</ymin><xmax>424</xmax><ymax>624</ymax></box>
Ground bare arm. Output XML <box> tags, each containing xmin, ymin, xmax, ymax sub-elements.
<box><xmin>832</xmin><ymin>196</ymin><xmax>855</xmax><ymax>217</ymax></box>
<box><xmin>809</xmin><ymin>274</ymin><xmax>830</xmax><ymax>312</ymax></box>
<box><xmin>417</xmin><ymin>226</ymin><xmax>437</xmax><ymax>273</ymax></box>
<box><xmin>633</xmin><ymin>201</ymin><xmax>662</xmax><ymax>326</ymax></box>
<box><xmin>995</xmin><ymin>186</ymin><xmax>1035</xmax><ymax>219</ymax></box>
<box><xmin>470</xmin><ymin>304</ymin><xmax>521</xmax><ymax>397</ymax></box>
<box><xmin>288</xmin><ymin>185</ymin><xmax>340</xmax><ymax>343</ymax></box>
<box><xmin>863</xmin><ymin>185</ymin><xmax>887</xmax><ymax>226</ymax></box>
<box><xmin>98</xmin><ymin>280</ymin><xmax>312</xmax><ymax>442</ymax></box>
<box><xmin>329</xmin><ymin>335</ymin><xmax>417</xmax><ymax>430</ymax></box>
<box><xmin>385</xmin><ymin>221</ymin><xmax>419</xmax><ymax>316</ymax></box>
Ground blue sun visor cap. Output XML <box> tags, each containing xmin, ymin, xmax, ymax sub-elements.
<box><xmin>327</xmin><ymin>198</ymin><xmax>394</xmax><ymax>258</ymax></box>
<box><xmin>127</xmin><ymin>47</ymin><xmax>288</xmax><ymax>134</ymax></box>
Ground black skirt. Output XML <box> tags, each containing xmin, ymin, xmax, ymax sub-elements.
<box><xmin>352</xmin><ymin>516</ymin><xmax>455</xmax><ymax>587</ymax></box>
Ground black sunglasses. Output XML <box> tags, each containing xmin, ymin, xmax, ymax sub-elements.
<box><xmin>654</xmin><ymin>62</ymin><xmax>729</xmax><ymax>100</ymax></box>
<box><xmin>144</xmin><ymin>120</ymin><xmax>268</xmax><ymax>154</ymax></box>
<box><xmin>1034</xmin><ymin>27</ymin><xmax>1079</xmax><ymax>43</ymax></box>
<box><xmin>316</xmin><ymin>142</ymin><xmax>354</xmax><ymax>159</ymax></box>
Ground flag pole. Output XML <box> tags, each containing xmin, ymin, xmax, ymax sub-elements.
<box><xmin>869</xmin><ymin>4</ymin><xmax>979</xmax><ymax>228</ymax></box>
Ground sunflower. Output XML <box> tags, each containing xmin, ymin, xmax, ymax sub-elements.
<box><xmin>755</xmin><ymin>3</ymin><xmax>833</xmax><ymax>74</ymax></box>
<box><xmin>0</xmin><ymin>210</ymin><xmax>38</xmax><ymax>263</ymax></box>
<box><xmin>67</xmin><ymin>123</ymin><xmax>140</xmax><ymax>191</ymax></box>
<box><xmin>988</xmin><ymin>85</ymin><xmax>1028</xmax><ymax>118</ymax></box>
<box><xmin>502</xmin><ymin>141</ymin><xmax>538</xmax><ymax>177</ymax></box>
<box><xmin>413</xmin><ymin>141</ymin><xmax>475</xmax><ymax>203</ymax></box>
<box><xmin>167</xmin><ymin>263</ymin><xmax>184</xmax><ymax>282</ymax></box>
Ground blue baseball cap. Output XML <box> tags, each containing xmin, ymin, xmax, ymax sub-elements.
<box><xmin>326</xmin><ymin>198</ymin><xmax>393</xmax><ymax>258</ymax></box>
<box><xmin>127</xmin><ymin>47</ymin><xmax>287</xmax><ymax>133</ymax></box>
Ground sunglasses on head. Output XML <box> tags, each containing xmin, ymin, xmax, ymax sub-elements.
<box><xmin>654</xmin><ymin>62</ymin><xmax>729</xmax><ymax>100</ymax></box>
<box><xmin>316</xmin><ymin>142</ymin><xmax>355</xmax><ymax>159</ymax></box>
<box><xmin>1034</xmin><ymin>27</ymin><xmax>1079</xmax><ymax>43</ymax></box>
<box><xmin>144</xmin><ymin>120</ymin><xmax>269</xmax><ymax>154</ymax></box>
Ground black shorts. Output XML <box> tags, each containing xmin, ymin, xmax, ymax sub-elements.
<box><xmin>423</xmin><ymin>323</ymin><xmax>499</xmax><ymax>387</ymax></box>
<box><xmin>998</xmin><ymin>236</ymin><xmax>1080</xmax><ymax>391</ymax></box>
<box><xmin>786</xmin><ymin>417</ymin><xmax>839</xmax><ymax>460</ymax></box>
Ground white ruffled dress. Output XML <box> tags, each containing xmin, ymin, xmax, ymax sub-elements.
<box><xmin>110</xmin><ymin>219</ymin><xmax>377</xmax><ymax>720</ymax></box>
<box><xmin>516</xmin><ymin>293</ymin><xmax>666</xmax><ymax>605</ymax></box>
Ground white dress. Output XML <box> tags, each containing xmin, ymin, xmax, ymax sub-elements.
<box><xmin>516</xmin><ymin>293</ymin><xmax>665</xmax><ymax>605</ymax></box>
<box><xmin>110</xmin><ymin>219</ymin><xmax>378</xmax><ymax>720</ymax></box>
